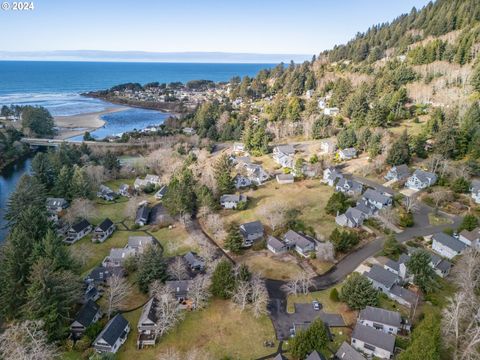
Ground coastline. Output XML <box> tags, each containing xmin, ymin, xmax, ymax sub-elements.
<box><xmin>54</xmin><ymin>107</ymin><xmax>128</xmax><ymax>140</ymax></box>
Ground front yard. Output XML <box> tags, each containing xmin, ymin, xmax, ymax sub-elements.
<box><xmin>220</xmin><ymin>179</ymin><xmax>336</xmax><ymax>241</ymax></box>
<box><xmin>118</xmin><ymin>299</ymin><xmax>277</xmax><ymax>360</ymax></box>
<box><xmin>235</xmin><ymin>250</ymin><xmax>303</xmax><ymax>280</ymax></box>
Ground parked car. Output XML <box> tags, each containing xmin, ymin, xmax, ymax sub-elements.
<box><xmin>312</xmin><ymin>300</ymin><xmax>320</xmax><ymax>311</ymax></box>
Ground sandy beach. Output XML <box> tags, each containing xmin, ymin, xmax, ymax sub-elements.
<box><xmin>54</xmin><ymin>107</ymin><xmax>128</xmax><ymax>139</ymax></box>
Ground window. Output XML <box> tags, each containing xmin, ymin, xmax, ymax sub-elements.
<box><xmin>364</xmin><ymin>343</ymin><xmax>376</xmax><ymax>352</ymax></box>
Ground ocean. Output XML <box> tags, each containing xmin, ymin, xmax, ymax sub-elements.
<box><xmin>0</xmin><ymin>61</ymin><xmax>274</xmax><ymax>241</ymax></box>
<box><xmin>0</xmin><ymin>61</ymin><xmax>273</xmax><ymax>116</ymax></box>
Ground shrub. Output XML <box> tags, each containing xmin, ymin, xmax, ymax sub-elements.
<box><xmin>329</xmin><ymin>288</ymin><xmax>339</xmax><ymax>302</ymax></box>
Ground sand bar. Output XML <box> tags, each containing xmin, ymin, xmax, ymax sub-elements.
<box><xmin>54</xmin><ymin>107</ymin><xmax>128</xmax><ymax>139</ymax></box>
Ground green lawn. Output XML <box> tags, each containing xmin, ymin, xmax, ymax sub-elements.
<box><xmin>149</xmin><ymin>225</ymin><xmax>198</xmax><ymax>257</ymax></box>
<box><xmin>104</xmin><ymin>177</ymin><xmax>136</xmax><ymax>192</ymax></box>
<box><xmin>117</xmin><ymin>299</ymin><xmax>276</xmax><ymax>360</ymax></box>
<box><xmin>91</xmin><ymin>198</ymin><xmax>130</xmax><ymax>224</ymax></box>
<box><xmin>237</xmin><ymin>250</ymin><xmax>303</xmax><ymax>280</ymax></box>
<box><xmin>428</xmin><ymin>213</ymin><xmax>454</xmax><ymax>226</ymax></box>
<box><xmin>221</xmin><ymin>179</ymin><xmax>336</xmax><ymax>241</ymax></box>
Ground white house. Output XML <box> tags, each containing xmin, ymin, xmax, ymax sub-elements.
<box><xmin>351</xmin><ymin>324</ymin><xmax>395</xmax><ymax>359</ymax></box>
<box><xmin>65</xmin><ymin>219</ymin><xmax>92</xmax><ymax>244</ymax></box>
<box><xmin>267</xmin><ymin>236</ymin><xmax>287</xmax><ymax>254</ymax></box>
<box><xmin>276</xmin><ymin>174</ymin><xmax>295</xmax><ymax>184</ymax></box>
<box><xmin>384</xmin><ymin>165</ymin><xmax>410</xmax><ymax>182</ymax></box>
<box><xmin>93</xmin><ymin>314</ymin><xmax>130</xmax><ymax>354</ymax></box>
<box><xmin>338</xmin><ymin>148</ymin><xmax>357</xmax><ymax>160</ymax></box>
<box><xmin>470</xmin><ymin>180</ymin><xmax>480</xmax><ymax>204</ymax></box>
<box><xmin>362</xmin><ymin>189</ymin><xmax>392</xmax><ymax>210</ymax></box>
<box><xmin>70</xmin><ymin>300</ymin><xmax>102</xmax><ymax>339</ymax></box>
<box><xmin>220</xmin><ymin>194</ymin><xmax>247</xmax><ymax>209</ymax></box>
<box><xmin>358</xmin><ymin>306</ymin><xmax>402</xmax><ymax>335</ymax></box>
<box><xmin>459</xmin><ymin>228</ymin><xmax>480</xmax><ymax>248</ymax></box>
<box><xmin>235</xmin><ymin>175</ymin><xmax>252</xmax><ymax>189</ymax></box>
<box><xmin>335</xmin><ymin>342</ymin><xmax>366</xmax><ymax>360</ymax></box>
<box><xmin>320</xmin><ymin>139</ymin><xmax>337</xmax><ymax>154</ymax></box>
<box><xmin>336</xmin><ymin>207</ymin><xmax>365</xmax><ymax>228</ymax></box>
<box><xmin>245</xmin><ymin>164</ymin><xmax>270</xmax><ymax>185</ymax></box>
<box><xmin>93</xmin><ymin>218</ymin><xmax>116</xmax><ymax>243</ymax></box>
<box><xmin>323</xmin><ymin>167</ymin><xmax>343</xmax><ymax>186</ymax></box>
<box><xmin>233</xmin><ymin>142</ymin><xmax>245</xmax><ymax>154</ymax></box>
<box><xmin>137</xmin><ymin>297</ymin><xmax>158</xmax><ymax>348</ymax></box>
<box><xmin>324</xmin><ymin>107</ymin><xmax>340</xmax><ymax>116</ymax></box>
<box><xmin>239</xmin><ymin>221</ymin><xmax>264</xmax><ymax>247</ymax></box>
<box><xmin>431</xmin><ymin>232</ymin><xmax>466</xmax><ymax>259</ymax></box>
<box><xmin>283</xmin><ymin>230</ymin><xmax>316</xmax><ymax>257</ymax></box>
<box><xmin>273</xmin><ymin>145</ymin><xmax>295</xmax><ymax>168</ymax></box>
<box><xmin>336</xmin><ymin>178</ymin><xmax>363</xmax><ymax>196</ymax></box>
<box><xmin>405</xmin><ymin>169</ymin><xmax>437</xmax><ymax>190</ymax></box>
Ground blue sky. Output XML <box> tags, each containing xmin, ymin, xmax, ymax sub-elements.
<box><xmin>0</xmin><ymin>0</ymin><xmax>431</xmax><ymax>54</ymax></box>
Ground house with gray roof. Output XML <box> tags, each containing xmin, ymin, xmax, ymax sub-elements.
<box><xmin>70</xmin><ymin>300</ymin><xmax>102</xmax><ymax>339</ymax></box>
<box><xmin>245</xmin><ymin>163</ymin><xmax>270</xmax><ymax>185</ymax></box>
<box><xmin>128</xmin><ymin>235</ymin><xmax>155</xmax><ymax>254</ymax></box>
<box><xmin>432</xmin><ymin>232</ymin><xmax>466</xmax><ymax>259</ymax></box>
<box><xmin>323</xmin><ymin>167</ymin><xmax>343</xmax><ymax>187</ymax></box>
<box><xmin>283</xmin><ymin>230</ymin><xmax>316</xmax><ymax>257</ymax></box>
<box><xmin>166</xmin><ymin>280</ymin><xmax>193</xmax><ymax>301</ymax></box>
<box><xmin>154</xmin><ymin>185</ymin><xmax>168</xmax><ymax>200</ymax></box>
<box><xmin>406</xmin><ymin>169</ymin><xmax>437</xmax><ymax>190</ymax></box>
<box><xmin>65</xmin><ymin>219</ymin><xmax>92</xmax><ymax>244</ymax></box>
<box><xmin>93</xmin><ymin>218</ymin><xmax>115</xmax><ymax>243</ymax></box>
<box><xmin>235</xmin><ymin>175</ymin><xmax>252</xmax><ymax>189</ymax></box>
<box><xmin>358</xmin><ymin>306</ymin><xmax>402</xmax><ymax>335</ymax></box>
<box><xmin>97</xmin><ymin>185</ymin><xmax>116</xmax><ymax>201</ymax></box>
<box><xmin>93</xmin><ymin>314</ymin><xmax>130</xmax><ymax>354</ymax></box>
<box><xmin>364</xmin><ymin>265</ymin><xmax>398</xmax><ymax>293</ymax></box>
<box><xmin>355</xmin><ymin>201</ymin><xmax>376</xmax><ymax>218</ymax></box>
<box><xmin>184</xmin><ymin>252</ymin><xmax>205</xmax><ymax>271</ymax></box>
<box><xmin>459</xmin><ymin>228</ymin><xmax>480</xmax><ymax>248</ymax></box>
<box><xmin>351</xmin><ymin>323</ymin><xmax>395</xmax><ymax>359</ymax></box>
<box><xmin>220</xmin><ymin>194</ymin><xmax>247</xmax><ymax>209</ymax></box>
<box><xmin>336</xmin><ymin>178</ymin><xmax>363</xmax><ymax>196</ymax></box>
<box><xmin>384</xmin><ymin>253</ymin><xmax>411</xmax><ymax>281</ymax></box>
<box><xmin>336</xmin><ymin>207</ymin><xmax>365</xmax><ymax>228</ymax></box>
<box><xmin>320</xmin><ymin>139</ymin><xmax>337</xmax><ymax>154</ymax></box>
<box><xmin>335</xmin><ymin>341</ymin><xmax>366</xmax><ymax>360</ymax></box>
<box><xmin>276</xmin><ymin>173</ymin><xmax>295</xmax><ymax>184</ymax></box>
<box><xmin>267</xmin><ymin>236</ymin><xmax>287</xmax><ymax>254</ymax></box>
<box><xmin>362</xmin><ymin>189</ymin><xmax>392</xmax><ymax>210</ymax></box>
<box><xmin>389</xmin><ymin>284</ymin><xmax>419</xmax><ymax>308</ymax></box>
<box><xmin>135</xmin><ymin>203</ymin><xmax>150</xmax><ymax>226</ymax></box>
<box><xmin>305</xmin><ymin>350</ymin><xmax>327</xmax><ymax>360</ymax></box>
<box><xmin>85</xmin><ymin>265</ymin><xmax>124</xmax><ymax>286</ymax></box>
<box><xmin>46</xmin><ymin>197</ymin><xmax>68</xmax><ymax>216</ymax></box>
<box><xmin>239</xmin><ymin>221</ymin><xmax>264</xmax><ymax>247</ymax></box>
<box><xmin>407</xmin><ymin>247</ymin><xmax>452</xmax><ymax>278</ymax></box>
<box><xmin>338</xmin><ymin>148</ymin><xmax>357</xmax><ymax>160</ymax></box>
<box><xmin>137</xmin><ymin>297</ymin><xmax>158</xmax><ymax>348</ymax></box>
<box><xmin>385</xmin><ymin>165</ymin><xmax>410</xmax><ymax>182</ymax></box>
<box><xmin>103</xmin><ymin>248</ymin><xmax>136</xmax><ymax>268</ymax></box>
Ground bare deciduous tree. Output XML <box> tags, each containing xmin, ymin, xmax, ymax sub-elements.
<box><xmin>259</xmin><ymin>201</ymin><xmax>289</xmax><ymax>232</ymax></box>
<box><xmin>189</xmin><ymin>275</ymin><xmax>211</xmax><ymax>310</ymax></box>
<box><xmin>298</xmin><ymin>272</ymin><xmax>314</xmax><ymax>295</ymax></box>
<box><xmin>431</xmin><ymin>190</ymin><xmax>453</xmax><ymax>208</ymax></box>
<box><xmin>250</xmin><ymin>276</ymin><xmax>269</xmax><ymax>318</ymax></box>
<box><xmin>316</xmin><ymin>242</ymin><xmax>335</xmax><ymax>262</ymax></box>
<box><xmin>403</xmin><ymin>196</ymin><xmax>419</xmax><ymax>213</ymax></box>
<box><xmin>379</xmin><ymin>207</ymin><xmax>399</xmax><ymax>226</ymax></box>
<box><xmin>442</xmin><ymin>249</ymin><xmax>480</xmax><ymax>360</ymax></box>
<box><xmin>84</xmin><ymin>165</ymin><xmax>108</xmax><ymax>189</ymax></box>
<box><xmin>71</xmin><ymin>243</ymin><xmax>93</xmax><ymax>267</ymax></box>
<box><xmin>123</xmin><ymin>196</ymin><xmax>148</xmax><ymax>220</ymax></box>
<box><xmin>0</xmin><ymin>320</ymin><xmax>59</xmax><ymax>360</ymax></box>
<box><xmin>105</xmin><ymin>274</ymin><xmax>132</xmax><ymax>319</ymax></box>
<box><xmin>204</xmin><ymin>213</ymin><xmax>227</xmax><ymax>241</ymax></box>
<box><xmin>168</xmin><ymin>257</ymin><xmax>189</xmax><ymax>281</ymax></box>
<box><xmin>232</xmin><ymin>280</ymin><xmax>251</xmax><ymax>312</ymax></box>
<box><xmin>64</xmin><ymin>198</ymin><xmax>97</xmax><ymax>224</ymax></box>
<box><xmin>151</xmin><ymin>281</ymin><xmax>184</xmax><ymax>337</ymax></box>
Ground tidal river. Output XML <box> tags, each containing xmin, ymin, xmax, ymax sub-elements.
<box><xmin>0</xmin><ymin>158</ymin><xmax>32</xmax><ymax>242</ymax></box>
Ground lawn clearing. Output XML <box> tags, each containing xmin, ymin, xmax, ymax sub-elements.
<box><xmin>149</xmin><ymin>225</ymin><xmax>199</xmax><ymax>257</ymax></box>
<box><xmin>428</xmin><ymin>213</ymin><xmax>453</xmax><ymax>226</ymax></box>
<box><xmin>221</xmin><ymin>179</ymin><xmax>336</xmax><ymax>241</ymax></box>
<box><xmin>92</xmin><ymin>198</ymin><xmax>129</xmax><ymax>224</ymax></box>
<box><xmin>236</xmin><ymin>250</ymin><xmax>303</xmax><ymax>280</ymax></box>
<box><xmin>117</xmin><ymin>299</ymin><xmax>276</xmax><ymax>360</ymax></box>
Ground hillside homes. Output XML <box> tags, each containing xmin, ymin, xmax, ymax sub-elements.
<box><xmin>405</xmin><ymin>169</ymin><xmax>437</xmax><ymax>190</ymax></box>
<box><xmin>273</xmin><ymin>144</ymin><xmax>295</xmax><ymax>168</ymax></box>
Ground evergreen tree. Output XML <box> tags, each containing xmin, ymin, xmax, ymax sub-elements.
<box><xmin>55</xmin><ymin>166</ymin><xmax>73</xmax><ymax>200</ymax></box>
<box><xmin>386</xmin><ymin>130</ymin><xmax>410</xmax><ymax>165</ymax></box>
<box><xmin>383</xmin><ymin>234</ymin><xmax>404</xmax><ymax>259</ymax></box>
<box><xmin>336</xmin><ymin>128</ymin><xmax>357</xmax><ymax>149</ymax></box>
<box><xmin>210</xmin><ymin>260</ymin><xmax>236</xmax><ymax>299</ymax></box>
<box><xmin>31</xmin><ymin>152</ymin><xmax>55</xmax><ymax>190</ymax></box>
<box><xmin>163</xmin><ymin>167</ymin><xmax>197</xmax><ymax>218</ymax></box>
<box><xmin>32</xmin><ymin>229</ymin><xmax>78</xmax><ymax>272</ymax></box>
<box><xmin>329</xmin><ymin>228</ymin><xmax>359</xmax><ymax>253</ymax></box>
<box><xmin>71</xmin><ymin>165</ymin><xmax>92</xmax><ymax>199</ymax></box>
<box><xmin>406</xmin><ymin>250</ymin><xmax>437</xmax><ymax>293</ymax></box>
<box><xmin>224</xmin><ymin>223</ymin><xmax>244</xmax><ymax>254</ymax></box>
<box><xmin>24</xmin><ymin>258</ymin><xmax>81</xmax><ymax>340</ymax></box>
<box><xmin>21</xmin><ymin>106</ymin><xmax>55</xmax><ymax>138</ymax></box>
<box><xmin>471</xmin><ymin>62</ymin><xmax>480</xmax><ymax>93</ymax></box>
<box><xmin>458</xmin><ymin>214</ymin><xmax>478</xmax><ymax>232</ymax></box>
<box><xmin>137</xmin><ymin>245</ymin><xmax>167</xmax><ymax>293</ymax></box>
<box><xmin>340</xmin><ymin>273</ymin><xmax>379</xmax><ymax>310</ymax></box>
<box><xmin>289</xmin><ymin>319</ymin><xmax>329</xmax><ymax>359</ymax></box>
<box><xmin>214</xmin><ymin>154</ymin><xmax>235</xmax><ymax>196</ymax></box>
<box><xmin>325</xmin><ymin>192</ymin><xmax>349</xmax><ymax>215</ymax></box>
<box><xmin>398</xmin><ymin>312</ymin><xmax>441</xmax><ymax>360</ymax></box>
<box><xmin>103</xmin><ymin>151</ymin><xmax>121</xmax><ymax>173</ymax></box>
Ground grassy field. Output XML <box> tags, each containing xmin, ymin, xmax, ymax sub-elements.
<box><xmin>104</xmin><ymin>177</ymin><xmax>136</xmax><ymax>191</ymax></box>
<box><xmin>117</xmin><ymin>299</ymin><xmax>277</xmax><ymax>360</ymax></box>
<box><xmin>222</xmin><ymin>179</ymin><xmax>336</xmax><ymax>241</ymax></box>
<box><xmin>237</xmin><ymin>250</ymin><xmax>303</xmax><ymax>280</ymax></box>
<box><xmin>72</xmin><ymin>230</ymin><xmax>147</xmax><ymax>274</ymax></box>
<box><xmin>428</xmin><ymin>213</ymin><xmax>454</xmax><ymax>226</ymax></box>
<box><xmin>91</xmin><ymin>198</ymin><xmax>130</xmax><ymax>224</ymax></box>
<box><xmin>149</xmin><ymin>225</ymin><xmax>199</xmax><ymax>257</ymax></box>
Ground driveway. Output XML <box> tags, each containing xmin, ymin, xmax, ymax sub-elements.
<box><xmin>269</xmin><ymin>302</ymin><xmax>345</xmax><ymax>340</ymax></box>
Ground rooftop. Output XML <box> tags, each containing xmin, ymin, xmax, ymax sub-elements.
<box><xmin>351</xmin><ymin>323</ymin><xmax>395</xmax><ymax>353</ymax></box>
